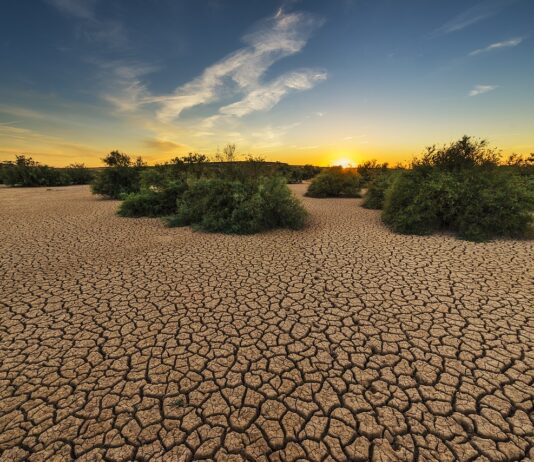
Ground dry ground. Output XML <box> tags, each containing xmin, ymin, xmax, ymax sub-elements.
<box><xmin>0</xmin><ymin>184</ymin><xmax>533</xmax><ymax>462</ymax></box>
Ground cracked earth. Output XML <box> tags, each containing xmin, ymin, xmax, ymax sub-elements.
<box><xmin>1</xmin><ymin>184</ymin><xmax>533</xmax><ymax>462</ymax></box>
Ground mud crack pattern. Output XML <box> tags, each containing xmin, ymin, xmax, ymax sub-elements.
<box><xmin>1</xmin><ymin>184</ymin><xmax>533</xmax><ymax>461</ymax></box>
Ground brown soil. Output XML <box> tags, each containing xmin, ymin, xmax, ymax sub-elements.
<box><xmin>1</xmin><ymin>184</ymin><xmax>533</xmax><ymax>461</ymax></box>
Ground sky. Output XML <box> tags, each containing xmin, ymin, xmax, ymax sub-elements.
<box><xmin>0</xmin><ymin>0</ymin><xmax>533</xmax><ymax>167</ymax></box>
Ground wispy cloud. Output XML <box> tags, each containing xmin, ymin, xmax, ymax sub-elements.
<box><xmin>46</xmin><ymin>0</ymin><xmax>97</xmax><ymax>19</ymax></box>
<box><xmin>151</xmin><ymin>10</ymin><xmax>325</xmax><ymax>122</ymax></box>
<box><xmin>144</xmin><ymin>139</ymin><xmax>188</xmax><ymax>153</ymax></box>
<box><xmin>469</xmin><ymin>84</ymin><xmax>498</xmax><ymax>96</ymax></box>
<box><xmin>219</xmin><ymin>70</ymin><xmax>327</xmax><ymax>117</ymax></box>
<box><xmin>433</xmin><ymin>0</ymin><xmax>514</xmax><ymax>36</ymax></box>
<box><xmin>469</xmin><ymin>37</ymin><xmax>523</xmax><ymax>55</ymax></box>
<box><xmin>46</xmin><ymin>0</ymin><xmax>127</xmax><ymax>49</ymax></box>
<box><xmin>106</xmin><ymin>9</ymin><xmax>326</xmax><ymax>128</ymax></box>
<box><xmin>0</xmin><ymin>123</ymin><xmax>100</xmax><ymax>163</ymax></box>
<box><xmin>101</xmin><ymin>61</ymin><xmax>158</xmax><ymax>111</ymax></box>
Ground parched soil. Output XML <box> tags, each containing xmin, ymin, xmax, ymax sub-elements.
<box><xmin>0</xmin><ymin>184</ymin><xmax>533</xmax><ymax>462</ymax></box>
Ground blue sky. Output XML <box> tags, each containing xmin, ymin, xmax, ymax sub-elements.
<box><xmin>0</xmin><ymin>0</ymin><xmax>533</xmax><ymax>166</ymax></box>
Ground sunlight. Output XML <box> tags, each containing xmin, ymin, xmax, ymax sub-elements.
<box><xmin>332</xmin><ymin>158</ymin><xmax>354</xmax><ymax>168</ymax></box>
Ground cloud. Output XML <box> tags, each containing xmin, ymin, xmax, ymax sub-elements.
<box><xmin>469</xmin><ymin>37</ymin><xmax>523</xmax><ymax>55</ymax></box>
<box><xmin>433</xmin><ymin>0</ymin><xmax>514</xmax><ymax>36</ymax></box>
<box><xmin>101</xmin><ymin>61</ymin><xmax>158</xmax><ymax>111</ymax></box>
<box><xmin>0</xmin><ymin>123</ymin><xmax>100</xmax><ymax>163</ymax></box>
<box><xmin>469</xmin><ymin>85</ymin><xmax>498</xmax><ymax>96</ymax></box>
<box><xmin>96</xmin><ymin>8</ymin><xmax>327</xmax><ymax>148</ymax></box>
<box><xmin>46</xmin><ymin>0</ymin><xmax>97</xmax><ymax>19</ymax></box>
<box><xmin>46</xmin><ymin>0</ymin><xmax>127</xmax><ymax>48</ymax></box>
<box><xmin>144</xmin><ymin>139</ymin><xmax>187</xmax><ymax>152</ymax></box>
<box><xmin>219</xmin><ymin>70</ymin><xmax>327</xmax><ymax>117</ymax></box>
<box><xmin>104</xmin><ymin>10</ymin><xmax>324</xmax><ymax>124</ymax></box>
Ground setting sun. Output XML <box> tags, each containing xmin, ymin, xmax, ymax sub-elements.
<box><xmin>332</xmin><ymin>158</ymin><xmax>354</xmax><ymax>168</ymax></box>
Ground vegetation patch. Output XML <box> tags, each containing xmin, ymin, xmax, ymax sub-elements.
<box><xmin>1</xmin><ymin>155</ymin><xmax>93</xmax><ymax>187</ymax></box>
<box><xmin>362</xmin><ymin>170</ymin><xmax>400</xmax><ymax>209</ymax></box>
<box><xmin>94</xmin><ymin>146</ymin><xmax>310</xmax><ymax>234</ymax></box>
<box><xmin>118</xmin><ymin>179</ymin><xmax>188</xmax><ymax>217</ymax></box>
<box><xmin>356</xmin><ymin>160</ymin><xmax>389</xmax><ymax>186</ymax></box>
<box><xmin>305</xmin><ymin>167</ymin><xmax>363</xmax><ymax>198</ymax></box>
<box><xmin>381</xmin><ymin>137</ymin><xmax>534</xmax><ymax>241</ymax></box>
<box><xmin>91</xmin><ymin>151</ymin><xmax>145</xmax><ymax>199</ymax></box>
<box><xmin>168</xmin><ymin>176</ymin><xmax>307</xmax><ymax>234</ymax></box>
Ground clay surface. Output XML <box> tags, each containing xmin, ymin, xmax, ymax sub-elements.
<box><xmin>1</xmin><ymin>184</ymin><xmax>533</xmax><ymax>461</ymax></box>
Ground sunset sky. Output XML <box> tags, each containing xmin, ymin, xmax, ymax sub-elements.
<box><xmin>1</xmin><ymin>0</ymin><xmax>533</xmax><ymax>167</ymax></box>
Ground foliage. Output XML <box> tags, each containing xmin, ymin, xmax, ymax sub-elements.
<box><xmin>168</xmin><ymin>176</ymin><xmax>307</xmax><ymax>234</ymax></box>
<box><xmin>214</xmin><ymin>144</ymin><xmax>237</xmax><ymax>163</ymax></box>
<box><xmin>356</xmin><ymin>159</ymin><xmax>389</xmax><ymax>185</ymax></box>
<box><xmin>0</xmin><ymin>155</ymin><xmax>94</xmax><ymax>187</ymax></box>
<box><xmin>91</xmin><ymin>151</ymin><xmax>145</xmax><ymax>199</ymax></box>
<box><xmin>276</xmin><ymin>163</ymin><xmax>322</xmax><ymax>184</ymax></box>
<box><xmin>382</xmin><ymin>137</ymin><xmax>534</xmax><ymax>241</ymax></box>
<box><xmin>415</xmin><ymin>136</ymin><xmax>499</xmax><ymax>172</ymax></box>
<box><xmin>1</xmin><ymin>155</ymin><xmax>59</xmax><ymax>186</ymax></box>
<box><xmin>103</xmin><ymin>150</ymin><xmax>133</xmax><ymax>167</ymax></box>
<box><xmin>452</xmin><ymin>170</ymin><xmax>534</xmax><ymax>241</ymax></box>
<box><xmin>382</xmin><ymin>169</ymin><xmax>460</xmax><ymax>235</ymax></box>
<box><xmin>305</xmin><ymin>167</ymin><xmax>363</xmax><ymax>198</ymax></box>
<box><xmin>65</xmin><ymin>163</ymin><xmax>94</xmax><ymax>185</ymax></box>
<box><xmin>118</xmin><ymin>179</ymin><xmax>188</xmax><ymax>217</ymax></box>
<box><xmin>362</xmin><ymin>170</ymin><xmax>400</xmax><ymax>209</ymax></box>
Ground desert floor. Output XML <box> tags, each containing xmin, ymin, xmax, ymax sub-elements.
<box><xmin>0</xmin><ymin>184</ymin><xmax>533</xmax><ymax>462</ymax></box>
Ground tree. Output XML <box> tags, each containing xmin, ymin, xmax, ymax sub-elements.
<box><xmin>103</xmin><ymin>150</ymin><xmax>132</xmax><ymax>167</ymax></box>
<box><xmin>222</xmin><ymin>144</ymin><xmax>237</xmax><ymax>162</ymax></box>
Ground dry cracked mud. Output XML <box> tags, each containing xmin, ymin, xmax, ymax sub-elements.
<box><xmin>1</xmin><ymin>184</ymin><xmax>533</xmax><ymax>462</ymax></box>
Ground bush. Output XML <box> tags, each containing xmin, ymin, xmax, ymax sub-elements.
<box><xmin>91</xmin><ymin>167</ymin><xmax>142</xmax><ymax>199</ymax></box>
<box><xmin>275</xmin><ymin>163</ymin><xmax>322</xmax><ymax>184</ymax></box>
<box><xmin>91</xmin><ymin>151</ymin><xmax>144</xmax><ymax>199</ymax></box>
<box><xmin>257</xmin><ymin>175</ymin><xmax>308</xmax><ymax>230</ymax></box>
<box><xmin>65</xmin><ymin>164</ymin><xmax>94</xmax><ymax>185</ymax></box>
<box><xmin>382</xmin><ymin>136</ymin><xmax>534</xmax><ymax>241</ymax></box>
<box><xmin>382</xmin><ymin>169</ymin><xmax>460</xmax><ymax>235</ymax></box>
<box><xmin>118</xmin><ymin>180</ymin><xmax>188</xmax><ymax>217</ymax></box>
<box><xmin>362</xmin><ymin>170</ymin><xmax>399</xmax><ymax>209</ymax></box>
<box><xmin>168</xmin><ymin>176</ymin><xmax>307</xmax><ymax>234</ymax></box>
<box><xmin>1</xmin><ymin>155</ymin><xmax>69</xmax><ymax>186</ymax></box>
<box><xmin>357</xmin><ymin>160</ymin><xmax>389</xmax><ymax>185</ymax></box>
<box><xmin>1</xmin><ymin>156</ymin><xmax>95</xmax><ymax>186</ymax></box>
<box><xmin>452</xmin><ymin>170</ymin><xmax>534</xmax><ymax>241</ymax></box>
<box><xmin>305</xmin><ymin>167</ymin><xmax>363</xmax><ymax>198</ymax></box>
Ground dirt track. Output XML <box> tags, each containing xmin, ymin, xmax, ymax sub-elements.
<box><xmin>1</xmin><ymin>184</ymin><xmax>533</xmax><ymax>461</ymax></box>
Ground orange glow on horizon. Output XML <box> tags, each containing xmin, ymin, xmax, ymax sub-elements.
<box><xmin>331</xmin><ymin>158</ymin><xmax>355</xmax><ymax>168</ymax></box>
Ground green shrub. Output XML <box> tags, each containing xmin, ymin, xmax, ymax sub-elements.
<box><xmin>356</xmin><ymin>160</ymin><xmax>389</xmax><ymax>185</ymax></box>
<box><xmin>452</xmin><ymin>170</ymin><xmax>534</xmax><ymax>241</ymax></box>
<box><xmin>168</xmin><ymin>176</ymin><xmax>306</xmax><ymax>234</ymax></box>
<box><xmin>275</xmin><ymin>163</ymin><xmax>322</xmax><ymax>184</ymax></box>
<box><xmin>382</xmin><ymin>169</ymin><xmax>460</xmax><ymax>235</ymax></box>
<box><xmin>91</xmin><ymin>167</ymin><xmax>141</xmax><ymax>199</ymax></box>
<box><xmin>257</xmin><ymin>175</ymin><xmax>308</xmax><ymax>230</ymax></box>
<box><xmin>362</xmin><ymin>171</ymin><xmax>399</xmax><ymax>209</ymax></box>
<box><xmin>91</xmin><ymin>151</ymin><xmax>144</xmax><ymax>199</ymax></box>
<box><xmin>1</xmin><ymin>156</ymin><xmax>95</xmax><ymax>187</ymax></box>
<box><xmin>305</xmin><ymin>167</ymin><xmax>363</xmax><ymax>198</ymax></box>
<box><xmin>118</xmin><ymin>180</ymin><xmax>188</xmax><ymax>217</ymax></box>
<box><xmin>65</xmin><ymin>164</ymin><xmax>94</xmax><ymax>185</ymax></box>
<box><xmin>382</xmin><ymin>137</ymin><xmax>534</xmax><ymax>241</ymax></box>
<box><xmin>1</xmin><ymin>155</ymin><xmax>69</xmax><ymax>187</ymax></box>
